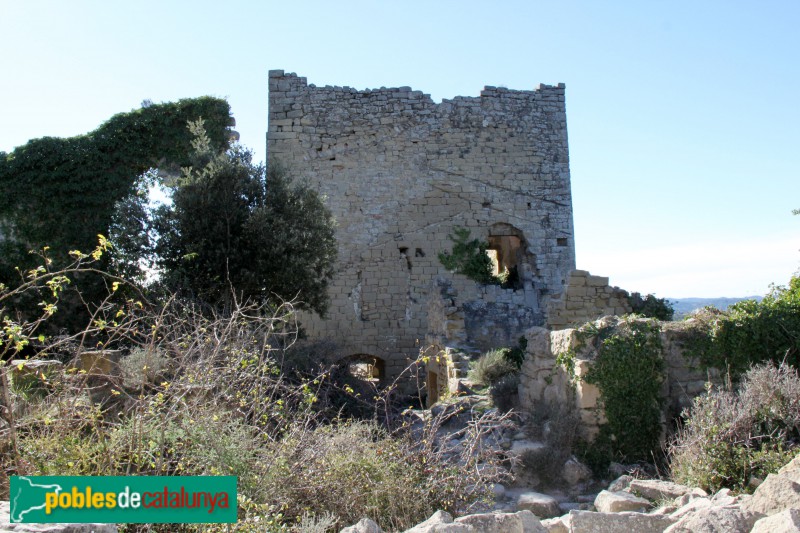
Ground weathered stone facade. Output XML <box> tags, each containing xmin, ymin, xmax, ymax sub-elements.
<box><xmin>267</xmin><ymin>70</ymin><xmax>575</xmax><ymax>380</ymax></box>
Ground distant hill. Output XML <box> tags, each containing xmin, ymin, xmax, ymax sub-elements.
<box><xmin>668</xmin><ymin>296</ymin><xmax>764</xmax><ymax>319</ymax></box>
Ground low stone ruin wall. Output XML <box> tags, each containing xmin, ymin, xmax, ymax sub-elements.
<box><xmin>546</xmin><ymin>270</ymin><xmax>632</xmax><ymax>329</ymax></box>
<box><xmin>518</xmin><ymin>317</ymin><xmax>721</xmax><ymax>441</ymax></box>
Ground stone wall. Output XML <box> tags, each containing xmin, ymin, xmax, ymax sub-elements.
<box><xmin>546</xmin><ymin>270</ymin><xmax>632</xmax><ymax>329</ymax></box>
<box><xmin>267</xmin><ymin>70</ymin><xmax>575</xmax><ymax>380</ymax></box>
<box><xmin>518</xmin><ymin>317</ymin><xmax>721</xmax><ymax>441</ymax></box>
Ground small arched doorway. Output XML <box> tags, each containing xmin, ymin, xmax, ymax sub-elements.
<box><xmin>342</xmin><ymin>353</ymin><xmax>386</xmax><ymax>384</ymax></box>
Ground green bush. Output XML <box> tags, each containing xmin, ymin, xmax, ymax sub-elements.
<box><xmin>627</xmin><ymin>292</ymin><xmax>675</xmax><ymax>321</ymax></box>
<box><xmin>690</xmin><ymin>276</ymin><xmax>800</xmax><ymax>378</ymax></box>
<box><xmin>489</xmin><ymin>373</ymin><xmax>520</xmax><ymax>412</ymax></box>
<box><xmin>468</xmin><ymin>348</ymin><xmax>517</xmax><ymax>387</ymax></box>
<box><xmin>438</xmin><ymin>227</ymin><xmax>498</xmax><ymax>285</ymax></box>
<box><xmin>669</xmin><ymin>362</ymin><xmax>800</xmax><ymax>493</ymax></box>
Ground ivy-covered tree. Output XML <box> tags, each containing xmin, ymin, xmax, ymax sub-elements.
<box><xmin>153</xmin><ymin>121</ymin><xmax>337</xmax><ymax>316</ymax></box>
<box><xmin>0</xmin><ymin>98</ymin><xmax>233</xmax><ymax>332</ymax></box>
<box><xmin>0</xmin><ymin>97</ymin><xmax>233</xmax><ymax>280</ymax></box>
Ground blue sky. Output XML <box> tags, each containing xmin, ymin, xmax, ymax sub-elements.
<box><xmin>1</xmin><ymin>1</ymin><xmax>798</xmax><ymax>298</ymax></box>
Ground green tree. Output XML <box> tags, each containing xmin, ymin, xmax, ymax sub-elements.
<box><xmin>154</xmin><ymin>121</ymin><xmax>337</xmax><ymax>316</ymax></box>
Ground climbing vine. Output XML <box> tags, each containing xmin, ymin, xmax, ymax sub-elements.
<box><xmin>0</xmin><ymin>97</ymin><xmax>233</xmax><ymax>277</ymax></box>
<box><xmin>585</xmin><ymin>318</ymin><xmax>664</xmax><ymax>461</ymax></box>
<box><xmin>0</xmin><ymin>97</ymin><xmax>232</xmax><ymax>330</ymax></box>
<box><xmin>561</xmin><ymin>318</ymin><xmax>665</xmax><ymax>463</ymax></box>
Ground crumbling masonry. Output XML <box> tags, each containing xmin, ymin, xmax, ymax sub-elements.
<box><xmin>267</xmin><ymin>70</ymin><xmax>577</xmax><ymax>382</ymax></box>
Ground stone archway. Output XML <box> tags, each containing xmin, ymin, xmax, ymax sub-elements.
<box><xmin>342</xmin><ymin>353</ymin><xmax>386</xmax><ymax>384</ymax></box>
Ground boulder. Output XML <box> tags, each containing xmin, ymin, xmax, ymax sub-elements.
<box><xmin>750</xmin><ymin>508</ymin><xmax>800</xmax><ymax>533</ymax></box>
<box><xmin>567</xmin><ymin>510</ymin><xmax>675</xmax><ymax>533</ymax></box>
<box><xmin>607</xmin><ymin>475</ymin><xmax>633</xmax><ymax>492</ymax></box>
<box><xmin>628</xmin><ymin>479</ymin><xmax>692</xmax><ymax>501</ymax></box>
<box><xmin>561</xmin><ymin>457</ymin><xmax>592</xmax><ymax>486</ymax></box>
<box><xmin>593</xmin><ymin>490</ymin><xmax>651</xmax><ymax>513</ymax></box>
<box><xmin>743</xmin><ymin>472</ymin><xmax>800</xmax><ymax>516</ymax></box>
<box><xmin>341</xmin><ymin>518</ymin><xmax>383</xmax><ymax>533</ymax></box>
<box><xmin>403</xmin><ymin>510</ymin><xmax>453</xmax><ymax>532</ymax></box>
<box><xmin>454</xmin><ymin>510</ymin><xmax>546</xmax><ymax>533</ymax></box>
<box><xmin>664</xmin><ymin>505</ymin><xmax>762</xmax><ymax>533</ymax></box>
<box><xmin>778</xmin><ymin>453</ymin><xmax>800</xmax><ymax>480</ymax></box>
<box><xmin>669</xmin><ymin>497</ymin><xmax>713</xmax><ymax>520</ymax></box>
<box><xmin>673</xmin><ymin>488</ymin><xmax>708</xmax><ymax>508</ymax></box>
<box><xmin>514</xmin><ymin>491</ymin><xmax>561</xmax><ymax>519</ymax></box>
<box><xmin>540</xmin><ymin>516</ymin><xmax>568</xmax><ymax>533</ymax></box>
<box><xmin>509</xmin><ymin>440</ymin><xmax>547</xmax><ymax>456</ymax></box>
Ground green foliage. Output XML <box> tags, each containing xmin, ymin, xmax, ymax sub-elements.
<box><xmin>627</xmin><ymin>292</ymin><xmax>675</xmax><ymax>321</ymax></box>
<box><xmin>583</xmin><ymin>318</ymin><xmax>665</xmax><ymax>461</ymax></box>
<box><xmin>0</xmin><ymin>97</ymin><xmax>233</xmax><ymax>330</ymax></box>
<box><xmin>690</xmin><ymin>276</ymin><xmax>800</xmax><ymax>378</ymax></box>
<box><xmin>154</xmin><ymin>123</ymin><xmax>337</xmax><ymax>315</ymax></box>
<box><xmin>438</xmin><ymin>227</ymin><xmax>498</xmax><ymax>285</ymax></box>
<box><xmin>0</xmin><ymin>97</ymin><xmax>232</xmax><ymax>274</ymax></box>
<box><xmin>670</xmin><ymin>362</ymin><xmax>800</xmax><ymax>493</ymax></box>
<box><xmin>503</xmin><ymin>336</ymin><xmax>528</xmax><ymax>369</ymax></box>
<box><xmin>468</xmin><ymin>348</ymin><xmax>517</xmax><ymax>387</ymax></box>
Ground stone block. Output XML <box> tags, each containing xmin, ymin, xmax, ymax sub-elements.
<box><xmin>750</xmin><ymin>508</ymin><xmax>800</xmax><ymax>533</ymax></box>
<box><xmin>568</xmin><ymin>510</ymin><xmax>675</xmax><ymax>533</ymax></box>
<box><xmin>586</xmin><ymin>275</ymin><xmax>610</xmax><ymax>287</ymax></box>
<box><xmin>575</xmin><ymin>380</ymin><xmax>600</xmax><ymax>409</ymax></box>
<box><xmin>594</xmin><ymin>490</ymin><xmax>651</xmax><ymax>513</ymax></box>
<box><xmin>514</xmin><ymin>491</ymin><xmax>561</xmax><ymax>519</ymax></box>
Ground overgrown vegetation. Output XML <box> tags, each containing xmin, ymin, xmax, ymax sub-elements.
<box><xmin>467</xmin><ymin>348</ymin><xmax>517</xmax><ymax>387</ymax></box>
<box><xmin>627</xmin><ymin>292</ymin><xmax>675</xmax><ymax>321</ymax></box>
<box><xmin>585</xmin><ymin>319</ymin><xmax>664</xmax><ymax>462</ymax></box>
<box><xmin>558</xmin><ymin>318</ymin><xmax>665</xmax><ymax>469</ymax></box>
<box><xmin>0</xmin><ymin>241</ymin><xmax>508</xmax><ymax>530</ymax></box>
<box><xmin>438</xmin><ymin>227</ymin><xmax>500</xmax><ymax>285</ymax></box>
<box><xmin>0</xmin><ymin>98</ymin><xmax>233</xmax><ymax>307</ymax></box>
<box><xmin>670</xmin><ymin>362</ymin><xmax>800</xmax><ymax>493</ymax></box>
<box><xmin>688</xmin><ymin>276</ymin><xmax>800</xmax><ymax>378</ymax></box>
<box><xmin>521</xmin><ymin>402</ymin><xmax>581</xmax><ymax>485</ymax></box>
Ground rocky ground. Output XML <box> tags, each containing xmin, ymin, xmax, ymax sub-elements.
<box><xmin>342</xmin><ymin>452</ymin><xmax>800</xmax><ymax>532</ymax></box>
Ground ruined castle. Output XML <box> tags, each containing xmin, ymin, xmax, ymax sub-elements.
<box><xmin>267</xmin><ymin>70</ymin><xmax>621</xmax><ymax>383</ymax></box>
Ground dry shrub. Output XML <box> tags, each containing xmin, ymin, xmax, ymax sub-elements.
<box><xmin>669</xmin><ymin>362</ymin><xmax>800</xmax><ymax>493</ymax></box>
<box><xmin>468</xmin><ymin>348</ymin><xmax>517</xmax><ymax>387</ymax></box>
<box><xmin>520</xmin><ymin>401</ymin><xmax>581</xmax><ymax>484</ymax></box>
<box><xmin>6</xmin><ymin>296</ymin><xmax>510</xmax><ymax>531</ymax></box>
<box><xmin>490</xmin><ymin>372</ymin><xmax>520</xmax><ymax>412</ymax></box>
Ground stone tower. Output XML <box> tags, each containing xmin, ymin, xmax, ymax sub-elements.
<box><xmin>267</xmin><ymin>70</ymin><xmax>575</xmax><ymax>381</ymax></box>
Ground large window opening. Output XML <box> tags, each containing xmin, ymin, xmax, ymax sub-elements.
<box><xmin>487</xmin><ymin>223</ymin><xmax>533</xmax><ymax>289</ymax></box>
